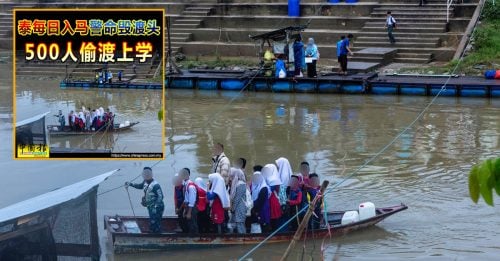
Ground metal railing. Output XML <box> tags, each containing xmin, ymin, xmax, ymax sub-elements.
<box><xmin>447</xmin><ymin>0</ymin><xmax>455</xmax><ymax>23</ymax></box>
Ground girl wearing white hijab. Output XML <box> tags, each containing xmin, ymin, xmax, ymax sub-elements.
<box><xmin>194</xmin><ymin>177</ymin><xmax>207</xmax><ymax>191</ymax></box>
<box><xmin>262</xmin><ymin>164</ymin><xmax>281</xmax><ymax>187</ymax></box>
<box><xmin>276</xmin><ymin>157</ymin><xmax>293</xmax><ymax>205</ymax></box>
<box><xmin>261</xmin><ymin>164</ymin><xmax>283</xmax><ymax>229</ymax></box>
<box><xmin>194</xmin><ymin>177</ymin><xmax>210</xmax><ymax>233</ymax></box>
<box><xmin>251</xmin><ymin>171</ymin><xmax>271</xmax><ymax>227</ymax></box>
<box><xmin>229</xmin><ymin>168</ymin><xmax>248</xmax><ymax>234</ymax></box>
<box><xmin>208</xmin><ymin>173</ymin><xmax>230</xmax><ymax>234</ymax></box>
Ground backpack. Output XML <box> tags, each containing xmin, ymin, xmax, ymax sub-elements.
<box><xmin>245</xmin><ymin>186</ymin><xmax>253</xmax><ymax>216</ymax></box>
<box><xmin>187</xmin><ymin>181</ymin><xmax>208</xmax><ymax>212</ymax></box>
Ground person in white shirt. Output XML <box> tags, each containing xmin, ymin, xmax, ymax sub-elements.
<box><xmin>385</xmin><ymin>11</ymin><xmax>397</xmax><ymax>44</ymax></box>
<box><xmin>180</xmin><ymin>168</ymin><xmax>198</xmax><ymax>233</ymax></box>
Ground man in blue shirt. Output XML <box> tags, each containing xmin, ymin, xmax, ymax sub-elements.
<box><xmin>337</xmin><ymin>35</ymin><xmax>353</xmax><ymax>75</ymax></box>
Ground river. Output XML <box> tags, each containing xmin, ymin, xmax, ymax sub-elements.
<box><xmin>1</xmin><ymin>60</ymin><xmax>500</xmax><ymax>260</ymax></box>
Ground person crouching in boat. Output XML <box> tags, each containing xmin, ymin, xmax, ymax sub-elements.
<box><xmin>286</xmin><ymin>175</ymin><xmax>304</xmax><ymax>231</ymax></box>
<box><xmin>208</xmin><ymin>173</ymin><xmax>230</xmax><ymax>234</ymax></box>
<box><xmin>306</xmin><ymin>173</ymin><xmax>323</xmax><ymax>229</ymax></box>
<box><xmin>173</xmin><ymin>173</ymin><xmax>188</xmax><ymax>233</ymax></box>
<box><xmin>194</xmin><ymin>177</ymin><xmax>211</xmax><ymax>233</ymax></box>
<box><xmin>251</xmin><ymin>171</ymin><xmax>271</xmax><ymax>232</ymax></box>
<box><xmin>125</xmin><ymin>167</ymin><xmax>165</xmax><ymax>233</ymax></box>
<box><xmin>229</xmin><ymin>168</ymin><xmax>248</xmax><ymax>234</ymax></box>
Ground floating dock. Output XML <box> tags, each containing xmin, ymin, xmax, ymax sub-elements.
<box><xmin>60</xmin><ymin>70</ymin><xmax>500</xmax><ymax>98</ymax></box>
<box><xmin>60</xmin><ymin>80</ymin><xmax>162</xmax><ymax>89</ymax></box>
<box><xmin>166</xmin><ymin>70</ymin><xmax>500</xmax><ymax>98</ymax></box>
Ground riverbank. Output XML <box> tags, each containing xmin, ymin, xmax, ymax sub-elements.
<box><xmin>399</xmin><ymin>1</ymin><xmax>500</xmax><ymax>76</ymax></box>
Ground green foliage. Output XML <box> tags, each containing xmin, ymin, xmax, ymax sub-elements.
<box><xmin>157</xmin><ymin>109</ymin><xmax>163</xmax><ymax>121</ymax></box>
<box><xmin>469</xmin><ymin>158</ymin><xmax>500</xmax><ymax>206</ymax></box>
<box><xmin>481</xmin><ymin>0</ymin><xmax>500</xmax><ymax>22</ymax></box>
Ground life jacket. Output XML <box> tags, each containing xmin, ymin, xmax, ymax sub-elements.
<box><xmin>187</xmin><ymin>181</ymin><xmax>207</xmax><ymax>212</ymax></box>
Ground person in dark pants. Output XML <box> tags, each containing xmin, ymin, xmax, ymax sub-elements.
<box><xmin>126</xmin><ymin>167</ymin><xmax>165</xmax><ymax>233</ymax></box>
<box><xmin>118</xmin><ymin>70</ymin><xmax>122</xmax><ymax>81</ymax></box>
<box><xmin>385</xmin><ymin>11</ymin><xmax>397</xmax><ymax>44</ymax></box>
<box><xmin>180</xmin><ymin>168</ymin><xmax>199</xmax><ymax>234</ymax></box>
<box><xmin>336</xmin><ymin>36</ymin><xmax>352</xmax><ymax>75</ymax></box>
<box><xmin>173</xmin><ymin>173</ymin><xmax>188</xmax><ymax>233</ymax></box>
<box><xmin>305</xmin><ymin>38</ymin><xmax>319</xmax><ymax>78</ymax></box>
<box><xmin>343</xmin><ymin>34</ymin><xmax>354</xmax><ymax>75</ymax></box>
<box><xmin>292</xmin><ymin>35</ymin><xmax>305</xmax><ymax>79</ymax></box>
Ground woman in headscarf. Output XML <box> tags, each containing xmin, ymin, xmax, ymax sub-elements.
<box><xmin>251</xmin><ymin>171</ymin><xmax>270</xmax><ymax>231</ymax></box>
<box><xmin>229</xmin><ymin>168</ymin><xmax>248</xmax><ymax>234</ymax></box>
<box><xmin>276</xmin><ymin>157</ymin><xmax>293</xmax><ymax>205</ymax></box>
<box><xmin>261</xmin><ymin>164</ymin><xmax>283</xmax><ymax>231</ymax></box>
<box><xmin>208</xmin><ymin>173</ymin><xmax>230</xmax><ymax>234</ymax></box>
<box><xmin>305</xmin><ymin>38</ymin><xmax>319</xmax><ymax>78</ymax></box>
<box><xmin>195</xmin><ymin>177</ymin><xmax>210</xmax><ymax>233</ymax></box>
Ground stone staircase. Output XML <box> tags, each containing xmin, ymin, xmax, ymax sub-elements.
<box><xmin>356</xmin><ymin>0</ymin><xmax>453</xmax><ymax>64</ymax></box>
<box><xmin>168</xmin><ymin>5</ymin><xmax>215</xmax><ymax>55</ymax></box>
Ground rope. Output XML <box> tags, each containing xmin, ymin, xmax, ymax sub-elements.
<box><xmin>238</xmin><ymin>5</ymin><xmax>484</xmax><ymax>258</ymax></box>
<box><xmin>99</xmin><ymin>66</ymin><xmax>265</xmax><ymax>197</ymax></box>
<box><xmin>125</xmin><ymin>186</ymin><xmax>137</xmax><ymax>218</ymax></box>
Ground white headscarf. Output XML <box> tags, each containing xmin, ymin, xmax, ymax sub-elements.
<box><xmin>262</xmin><ymin>164</ymin><xmax>281</xmax><ymax>186</ymax></box>
<box><xmin>78</xmin><ymin>112</ymin><xmax>85</xmax><ymax>123</ymax></box>
<box><xmin>229</xmin><ymin>167</ymin><xmax>246</xmax><ymax>200</ymax></box>
<box><xmin>276</xmin><ymin>157</ymin><xmax>293</xmax><ymax>186</ymax></box>
<box><xmin>251</xmin><ymin>171</ymin><xmax>271</xmax><ymax>201</ymax></box>
<box><xmin>195</xmin><ymin>177</ymin><xmax>207</xmax><ymax>191</ymax></box>
<box><xmin>99</xmin><ymin>107</ymin><xmax>104</xmax><ymax>117</ymax></box>
<box><xmin>209</xmin><ymin>173</ymin><xmax>230</xmax><ymax>208</ymax></box>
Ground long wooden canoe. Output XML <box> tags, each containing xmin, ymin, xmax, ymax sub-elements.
<box><xmin>104</xmin><ymin>204</ymin><xmax>407</xmax><ymax>254</ymax></box>
<box><xmin>47</xmin><ymin>122</ymin><xmax>139</xmax><ymax>136</ymax></box>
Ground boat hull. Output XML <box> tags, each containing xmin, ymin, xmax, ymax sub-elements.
<box><xmin>47</xmin><ymin>122</ymin><xmax>139</xmax><ymax>136</ymax></box>
<box><xmin>105</xmin><ymin>204</ymin><xmax>407</xmax><ymax>254</ymax></box>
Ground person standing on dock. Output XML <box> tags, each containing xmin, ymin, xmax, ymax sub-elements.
<box><xmin>292</xmin><ymin>36</ymin><xmax>305</xmax><ymax>79</ymax></box>
<box><xmin>118</xmin><ymin>70</ymin><xmax>123</xmax><ymax>81</ymax></box>
<box><xmin>337</xmin><ymin>36</ymin><xmax>348</xmax><ymax>75</ymax></box>
<box><xmin>305</xmin><ymin>38</ymin><xmax>319</xmax><ymax>78</ymax></box>
<box><xmin>385</xmin><ymin>11</ymin><xmax>397</xmax><ymax>44</ymax></box>
<box><xmin>125</xmin><ymin>167</ymin><xmax>165</xmax><ymax>233</ymax></box>
<box><xmin>212</xmin><ymin>143</ymin><xmax>231</xmax><ymax>184</ymax></box>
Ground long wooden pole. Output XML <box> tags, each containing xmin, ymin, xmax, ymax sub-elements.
<box><xmin>280</xmin><ymin>180</ymin><xmax>329</xmax><ymax>261</ymax></box>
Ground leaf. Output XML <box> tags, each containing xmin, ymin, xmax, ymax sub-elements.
<box><xmin>157</xmin><ymin>110</ymin><xmax>163</xmax><ymax>121</ymax></box>
<box><xmin>478</xmin><ymin>159</ymin><xmax>494</xmax><ymax>206</ymax></box>
<box><xmin>469</xmin><ymin>165</ymin><xmax>480</xmax><ymax>203</ymax></box>
<box><xmin>493</xmin><ymin>158</ymin><xmax>500</xmax><ymax>196</ymax></box>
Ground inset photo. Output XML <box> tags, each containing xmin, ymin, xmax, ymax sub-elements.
<box><xmin>13</xmin><ymin>9</ymin><xmax>165</xmax><ymax>159</ymax></box>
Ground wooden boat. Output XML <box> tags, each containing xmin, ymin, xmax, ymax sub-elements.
<box><xmin>47</xmin><ymin>122</ymin><xmax>139</xmax><ymax>136</ymax></box>
<box><xmin>104</xmin><ymin>203</ymin><xmax>407</xmax><ymax>254</ymax></box>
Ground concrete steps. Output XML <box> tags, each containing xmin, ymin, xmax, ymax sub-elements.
<box><xmin>371</xmin><ymin>12</ymin><xmax>453</xmax><ymax>18</ymax></box>
<box><xmin>356</xmin><ymin>36</ymin><xmax>440</xmax><ymax>43</ymax></box>
<box><xmin>362</xmin><ymin>26</ymin><xmax>446</xmax><ymax>33</ymax></box>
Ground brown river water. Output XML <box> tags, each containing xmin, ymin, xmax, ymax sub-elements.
<box><xmin>1</xmin><ymin>60</ymin><xmax>500</xmax><ymax>260</ymax></box>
